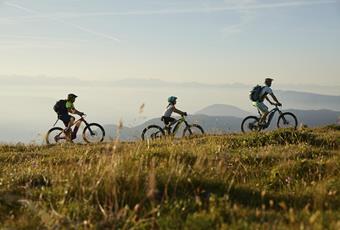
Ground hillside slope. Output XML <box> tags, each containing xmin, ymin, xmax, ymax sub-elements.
<box><xmin>0</xmin><ymin>126</ymin><xmax>339</xmax><ymax>229</ymax></box>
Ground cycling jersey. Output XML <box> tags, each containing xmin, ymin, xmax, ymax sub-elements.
<box><xmin>163</xmin><ymin>104</ymin><xmax>175</xmax><ymax>117</ymax></box>
<box><xmin>259</xmin><ymin>86</ymin><xmax>273</xmax><ymax>102</ymax></box>
<box><xmin>66</xmin><ymin>101</ymin><xmax>75</xmax><ymax>110</ymax></box>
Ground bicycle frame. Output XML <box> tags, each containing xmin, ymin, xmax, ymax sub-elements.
<box><xmin>57</xmin><ymin>116</ymin><xmax>94</xmax><ymax>136</ymax></box>
<box><xmin>258</xmin><ymin>106</ymin><xmax>283</xmax><ymax>129</ymax></box>
<box><xmin>167</xmin><ymin>116</ymin><xmax>190</xmax><ymax>135</ymax></box>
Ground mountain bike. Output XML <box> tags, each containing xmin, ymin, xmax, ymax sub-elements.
<box><xmin>141</xmin><ymin>115</ymin><xmax>204</xmax><ymax>141</ymax></box>
<box><xmin>46</xmin><ymin>115</ymin><xmax>105</xmax><ymax>144</ymax></box>
<box><xmin>241</xmin><ymin>105</ymin><xmax>298</xmax><ymax>133</ymax></box>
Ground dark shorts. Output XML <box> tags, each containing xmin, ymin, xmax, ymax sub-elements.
<box><xmin>58</xmin><ymin>114</ymin><xmax>74</xmax><ymax>127</ymax></box>
<box><xmin>161</xmin><ymin>116</ymin><xmax>176</xmax><ymax>126</ymax></box>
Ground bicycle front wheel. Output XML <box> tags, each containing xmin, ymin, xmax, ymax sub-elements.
<box><xmin>141</xmin><ymin>125</ymin><xmax>165</xmax><ymax>141</ymax></box>
<box><xmin>83</xmin><ymin>123</ymin><xmax>105</xmax><ymax>143</ymax></box>
<box><xmin>183</xmin><ymin>124</ymin><xmax>204</xmax><ymax>137</ymax></box>
<box><xmin>277</xmin><ymin>112</ymin><xmax>298</xmax><ymax>129</ymax></box>
<box><xmin>241</xmin><ymin>116</ymin><xmax>261</xmax><ymax>133</ymax></box>
<box><xmin>46</xmin><ymin>127</ymin><xmax>66</xmax><ymax>144</ymax></box>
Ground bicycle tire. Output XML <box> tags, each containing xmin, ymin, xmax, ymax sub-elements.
<box><xmin>183</xmin><ymin>124</ymin><xmax>204</xmax><ymax>137</ymax></box>
<box><xmin>83</xmin><ymin>123</ymin><xmax>105</xmax><ymax>143</ymax></box>
<box><xmin>46</xmin><ymin>127</ymin><xmax>65</xmax><ymax>145</ymax></box>
<box><xmin>141</xmin><ymin>125</ymin><xmax>165</xmax><ymax>141</ymax></box>
<box><xmin>241</xmin><ymin>116</ymin><xmax>261</xmax><ymax>133</ymax></box>
<box><xmin>277</xmin><ymin>112</ymin><xmax>298</xmax><ymax>129</ymax></box>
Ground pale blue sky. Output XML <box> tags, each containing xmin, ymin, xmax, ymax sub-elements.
<box><xmin>1</xmin><ymin>0</ymin><xmax>339</xmax><ymax>85</ymax></box>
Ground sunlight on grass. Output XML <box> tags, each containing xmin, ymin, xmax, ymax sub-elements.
<box><xmin>0</xmin><ymin>127</ymin><xmax>339</xmax><ymax>229</ymax></box>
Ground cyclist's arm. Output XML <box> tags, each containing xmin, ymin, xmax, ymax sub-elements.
<box><xmin>269</xmin><ymin>93</ymin><xmax>281</xmax><ymax>105</ymax></box>
<box><xmin>173</xmin><ymin>108</ymin><xmax>187</xmax><ymax>116</ymax></box>
<box><xmin>68</xmin><ymin>108</ymin><xmax>84</xmax><ymax>116</ymax></box>
<box><xmin>264</xmin><ymin>95</ymin><xmax>275</xmax><ymax>105</ymax></box>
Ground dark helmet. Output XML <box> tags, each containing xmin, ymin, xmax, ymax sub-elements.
<box><xmin>265</xmin><ymin>78</ymin><xmax>274</xmax><ymax>86</ymax></box>
<box><xmin>265</xmin><ymin>77</ymin><xmax>274</xmax><ymax>82</ymax></box>
<box><xmin>67</xmin><ymin>93</ymin><xmax>78</xmax><ymax>100</ymax></box>
<box><xmin>168</xmin><ymin>96</ymin><xmax>177</xmax><ymax>103</ymax></box>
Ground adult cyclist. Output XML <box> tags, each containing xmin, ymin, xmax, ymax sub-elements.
<box><xmin>55</xmin><ymin>93</ymin><xmax>84</xmax><ymax>140</ymax></box>
<box><xmin>161</xmin><ymin>96</ymin><xmax>187</xmax><ymax>133</ymax></box>
<box><xmin>253</xmin><ymin>78</ymin><xmax>282</xmax><ymax>124</ymax></box>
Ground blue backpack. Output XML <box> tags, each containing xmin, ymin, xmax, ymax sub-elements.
<box><xmin>249</xmin><ymin>85</ymin><xmax>263</xmax><ymax>102</ymax></box>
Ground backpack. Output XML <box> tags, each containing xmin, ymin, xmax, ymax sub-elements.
<box><xmin>53</xmin><ymin>100</ymin><xmax>67</xmax><ymax>114</ymax></box>
<box><xmin>249</xmin><ymin>85</ymin><xmax>263</xmax><ymax>102</ymax></box>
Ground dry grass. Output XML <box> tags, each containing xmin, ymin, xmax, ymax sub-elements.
<box><xmin>0</xmin><ymin>126</ymin><xmax>339</xmax><ymax>229</ymax></box>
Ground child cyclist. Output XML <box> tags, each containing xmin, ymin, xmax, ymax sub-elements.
<box><xmin>161</xmin><ymin>96</ymin><xmax>187</xmax><ymax>133</ymax></box>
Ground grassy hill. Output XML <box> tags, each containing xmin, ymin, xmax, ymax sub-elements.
<box><xmin>0</xmin><ymin>126</ymin><xmax>339</xmax><ymax>229</ymax></box>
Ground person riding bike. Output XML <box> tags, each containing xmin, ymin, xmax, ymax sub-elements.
<box><xmin>161</xmin><ymin>96</ymin><xmax>187</xmax><ymax>132</ymax></box>
<box><xmin>55</xmin><ymin>93</ymin><xmax>84</xmax><ymax>140</ymax></box>
<box><xmin>253</xmin><ymin>78</ymin><xmax>282</xmax><ymax>124</ymax></box>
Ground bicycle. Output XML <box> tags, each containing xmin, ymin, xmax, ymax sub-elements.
<box><xmin>241</xmin><ymin>105</ymin><xmax>298</xmax><ymax>133</ymax></box>
<box><xmin>46</xmin><ymin>115</ymin><xmax>105</xmax><ymax>144</ymax></box>
<box><xmin>141</xmin><ymin>115</ymin><xmax>204</xmax><ymax>141</ymax></box>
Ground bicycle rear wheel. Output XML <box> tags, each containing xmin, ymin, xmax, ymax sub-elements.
<box><xmin>277</xmin><ymin>112</ymin><xmax>298</xmax><ymax>129</ymax></box>
<box><xmin>46</xmin><ymin>127</ymin><xmax>67</xmax><ymax>144</ymax></box>
<box><xmin>83</xmin><ymin>123</ymin><xmax>105</xmax><ymax>143</ymax></box>
<box><xmin>141</xmin><ymin>125</ymin><xmax>165</xmax><ymax>141</ymax></box>
<box><xmin>241</xmin><ymin>116</ymin><xmax>261</xmax><ymax>133</ymax></box>
<box><xmin>183</xmin><ymin>124</ymin><xmax>204</xmax><ymax>137</ymax></box>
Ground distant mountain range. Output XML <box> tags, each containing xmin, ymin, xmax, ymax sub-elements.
<box><xmin>3</xmin><ymin>76</ymin><xmax>339</xmax><ymax>111</ymax></box>
<box><xmin>2</xmin><ymin>76</ymin><xmax>340</xmax><ymax>92</ymax></box>
<box><xmin>103</xmin><ymin>104</ymin><xmax>340</xmax><ymax>140</ymax></box>
<box><xmin>195</xmin><ymin>104</ymin><xmax>251</xmax><ymax>117</ymax></box>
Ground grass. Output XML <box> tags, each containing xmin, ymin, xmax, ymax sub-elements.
<box><xmin>0</xmin><ymin>126</ymin><xmax>339</xmax><ymax>229</ymax></box>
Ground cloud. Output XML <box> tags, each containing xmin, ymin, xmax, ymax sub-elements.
<box><xmin>221</xmin><ymin>0</ymin><xmax>257</xmax><ymax>37</ymax></box>
<box><xmin>6</xmin><ymin>0</ymin><xmax>336</xmax><ymax>18</ymax></box>
<box><xmin>0</xmin><ymin>0</ymin><xmax>337</xmax><ymax>22</ymax></box>
<box><xmin>1</xmin><ymin>0</ymin><xmax>337</xmax><ymax>40</ymax></box>
<box><xmin>3</xmin><ymin>1</ymin><xmax>121</xmax><ymax>42</ymax></box>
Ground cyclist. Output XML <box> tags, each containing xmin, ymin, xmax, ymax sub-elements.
<box><xmin>253</xmin><ymin>78</ymin><xmax>282</xmax><ymax>124</ymax></box>
<box><xmin>57</xmin><ymin>93</ymin><xmax>84</xmax><ymax>140</ymax></box>
<box><xmin>161</xmin><ymin>96</ymin><xmax>187</xmax><ymax>132</ymax></box>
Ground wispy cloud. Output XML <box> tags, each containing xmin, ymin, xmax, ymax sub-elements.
<box><xmin>3</xmin><ymin>0</ymin><xmax>336</xmax><ymax>19</ymax></box>
<box><xmin>220</xmin><ymin>0</ymin><xmax>257</xmax><ymax>37</ymax></box>
<box><xmin>3</xmin><ymin>1</ymin><xmax>121</xmax><ymax>42</ymax></box>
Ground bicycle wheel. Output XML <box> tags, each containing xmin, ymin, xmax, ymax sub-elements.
<box><xmin>241</xmin><ymin>116</ymin><xmax>261</xmax><ymax>133</ymax></box>
<box><xmin>83</xmin><ymin>123</ymin><xmax>105</xmax><ymax>143</ymax></box>
<box><xmin>45</xmin><ymin>127</ymin><xmax>67</xmax><ymax>144</ymax></box>
<box><xmin>277</xmin><ymin>112</ymin><xmax>298</xmax><ymax>129</ymax></box>
<box><xmin>141</xmin><ymin>125</ymin><xmax>165</xmax><ymax>141</ymax></box>
<box><xmin>183</xmin><ymin>124</ymin><xmax>204</xmax><ymax>137</ymax></box>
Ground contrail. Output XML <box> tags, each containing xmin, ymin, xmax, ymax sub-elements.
<box><xmin>2</xmin><ymin>0</ymin><xmax>338</xmax><ymax>20</ymax></box>
<box><xmin>4</xmin><ymin>1</ymin><xmax>120</xmax><ymax>42</ymax></box>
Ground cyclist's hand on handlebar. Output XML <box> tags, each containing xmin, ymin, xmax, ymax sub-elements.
<box><xmin>183</xmin><ymin>112</ymin><xmax>188</xmax><ymax>116</ymax></box>
<box><xmin>276</xmin><ymin>103</ymin><xmax>282</xmax><ymax>107</ymax></box>
<box><xmin>79</xmin><ymin>112</ymin><xmax>86</xmax><ymax>116</ymax></box>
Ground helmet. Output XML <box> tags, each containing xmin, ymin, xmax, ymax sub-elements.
<box><xmin>67</xmin><ymin>93</ymin><xmax>78</xmax><ymax>100</ymax></box>
<box><xmin>265</xmin><ymin>77</ymin><xmax>274</xmax><ymax>82</ymax></box>
<box><xmin>168</xmin><ymin>96</ymin><xmax>177</xmax><ymax>103</ymax></box>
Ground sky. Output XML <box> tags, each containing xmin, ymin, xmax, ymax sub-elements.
<box><xmin>0</xmin><ymin>0</ymin><xmax>340</xmax><ymax>143</ymax></box>
<box><xmin>1</xmin><ymin>0</ymin><xmax>340</xmax><ymax>85</ymax></box>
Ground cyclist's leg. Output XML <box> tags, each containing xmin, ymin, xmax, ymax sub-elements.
<box><xmin>163</xmin><ymin>117</ymin><xmax>175</xmax><ymax>134</ymax></box>
<box><xmin>72</xmin><ymin>119</ymin><xmax>82</xmax><ymax>140</ymax></box>
<box><xmin>59</xmin><ymin>114</ymin><xmax>70</xmax><ymax>128</ymax></box>
<box><xmin>256</xmin><ymin>102</ymin><xmax>269</xmax><ymax>123</ymax></box>
<box><xmin>169</xmin><ymin>117</ymin><xmax>177</xmax><ymax>126</ymax></box>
